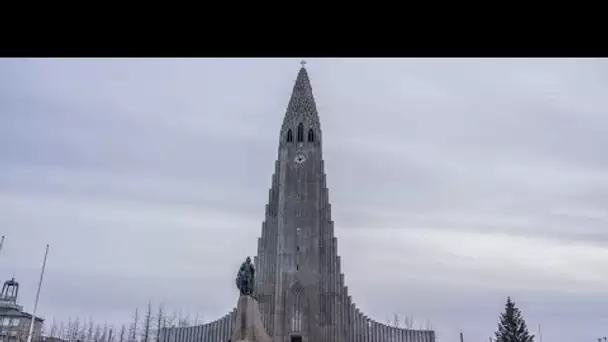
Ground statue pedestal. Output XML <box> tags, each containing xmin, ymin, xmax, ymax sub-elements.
<box><xmin>231</xmin><ymin>295</ymin><xmax>272</xmax><ymax>342</ymax></box>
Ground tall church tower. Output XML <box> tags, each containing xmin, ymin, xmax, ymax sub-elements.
<box><xmin>159</xmin><ymin>63</ymin><xmax>436</xmax><ymax>342</ymax></box>
<box><xmin>254</xmin><ymin>63</ymin><xmax>342</xmax><ymax>342</ymax></box>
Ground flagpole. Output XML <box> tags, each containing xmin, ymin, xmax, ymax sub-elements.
<box><xmin>26</xmin><ymin>244</ymin><xmax>50</xmax><ymax>342</ymax></box>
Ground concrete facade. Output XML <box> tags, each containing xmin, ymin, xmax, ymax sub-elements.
<box><xmin>160</xmin><ymin>66</ymin><xmax>435</xmax><ymax>342</ymax></box>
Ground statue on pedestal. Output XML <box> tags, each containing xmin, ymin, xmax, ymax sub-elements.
<box><xmin>236</xmin><ymin>256</ymin><xmax>255</xmax><ymax>296</ymax></box>
<box><xmin>230</xmin><ymin>257</ymin><xmax>271</xmax><ymax>342</ymax></box>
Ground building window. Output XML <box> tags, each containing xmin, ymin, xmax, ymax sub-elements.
<box><xmin>296</xmin><ymin>264</ymin><xmax>299</xmax><ymax>271</ymax></box>
<box><xmin>286</xmin><ymin>129</ymin><xmax>293</xmax><ymax>143</ymax></box>
<box><xmin>307</xmin><ymin>129</ymin><xmax>315</xmax><ymax>142</ymax></box>
<box><xmin>296</xmin><ymin>209</ymin><xmax>301</xmax><ymax>217</ymax></box>
<box><xmin>296</xmin><ymin>245</ymin><xmax>300</xmax><ymax>252</ymax></box>
<box><xmin>296</xmin><ymin>228</ymin><xmax>301</xmax><ymax>235</ymax></box>
<box><xmin>291</xmin><ymin>293</ymin><xmax>303</xmax><ymax>332</ymax></box>
<box><xmin>297</xmin><ymin>123</ymin><xmax>304</xmax><ymax>142</ymax></box>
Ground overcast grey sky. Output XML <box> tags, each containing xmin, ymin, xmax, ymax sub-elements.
<box><xmin>1</xmin><ymin>58</ymin><xmax>607</xmax><ymax>342</ymax></box>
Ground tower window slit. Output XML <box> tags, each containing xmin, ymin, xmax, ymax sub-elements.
<box><xmin>287</xmin><ymin>129</ymin><xmax>293</xmax><ymax>143</ymax></box>
<box><xmin>297</xmin><ymin>123</ymin><xmax>304</xmax><ymax>142</ymax></box>
<box><xmin>307</xmin><ymin>129</ymin><xmax>314</xmax><ymax>142</ymax></box>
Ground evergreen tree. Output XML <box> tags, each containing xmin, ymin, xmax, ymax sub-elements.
<box><xmin>494</xmin><ymin>297</ymin><xmax>534</xmax><ymax>342</ymax></box>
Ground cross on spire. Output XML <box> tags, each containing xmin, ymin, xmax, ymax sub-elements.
<box><xmin>300</xmin><ymin>60</ymin><xmax>307</xmax><ymax>68</ymax></box>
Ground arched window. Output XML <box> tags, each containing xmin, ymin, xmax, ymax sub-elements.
<box><xmin>307</xmin><ymin>129</ymin><xmax>314</xmax><ymax>142</ymax></box>
<box><xmin>297</xmin><ymin>123</ymin><xmax>304</xmax><ymax>142</ymax></box>
<box><xmin>286</xmin><ymin>129</ymin><xmax>293</xmax><ymax>143</ymax></box>
<box><xmin>291</xmin><ymin>284</ymin><xmax>304</xmax><ymax>332</ymax></box>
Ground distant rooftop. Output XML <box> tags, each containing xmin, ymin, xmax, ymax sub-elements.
<box><xmin>0</xmin><ymin>277</ymin><xmax>43</xmax><ymax>322</ymax></box>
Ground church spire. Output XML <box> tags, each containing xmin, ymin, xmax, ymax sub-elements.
<box><xmin>280</xmin><ymin>62</ymin><xmax>321</xmax><ymax>145</ymax></box>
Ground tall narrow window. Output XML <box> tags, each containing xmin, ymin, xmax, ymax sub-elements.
<box><xmin>286</xmin><ymin>129</ymin><xmax>293</xmax><ymax>143</ymax></box>
<box><xmin>307</xmin><ymin>129</ymin><xmax>314</xmax><ymax>142</ymax></box>
<box><xmin>297</xmin><ymin>123</ymin><xmax>304</xmax><ymax>142</ymax></box>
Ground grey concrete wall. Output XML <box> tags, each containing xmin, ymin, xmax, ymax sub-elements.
<box><xmin>325</xmin><ymin>316</ymin><xmax>436</xmax><ymax>342</ymax></box>
<box><xmin>160</xmin><ymin>310</ymin><xmax>237</xmax><ymax>342</ymax></box>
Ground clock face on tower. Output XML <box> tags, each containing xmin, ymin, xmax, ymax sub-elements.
<box><xmin>294</xmin><ymin>154</ymin><xmax>307</xmax><ymax>165</ymax></box>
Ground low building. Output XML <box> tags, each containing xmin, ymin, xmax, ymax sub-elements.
<box><xmin>0</xmin><ymin>278</ymin><xmax>44</xmax><ymax>342</ymax></box>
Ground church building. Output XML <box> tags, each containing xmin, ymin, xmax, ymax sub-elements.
<box><xmin>160</xmin><ymin>64</ymin><xmax>436</xmax><ymax>342</ymax></box>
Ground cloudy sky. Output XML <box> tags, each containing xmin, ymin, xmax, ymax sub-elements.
<box><xmin>1</xmin><ymin>58</ymin><xmax>607</xmax><ymax>342</ymax></box>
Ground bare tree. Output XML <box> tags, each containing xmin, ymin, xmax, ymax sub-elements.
<box><xmin>50</xmin><ymin>318</ymin><xmax>58</xmax><ymax>338</ymax></box>
<box><xmin>129</xmin><ymin>308</ymin><xmax>139</xmax><ymax>342</ymax></box>
<box><xmin>87</xmin><ymin>318</ymin><xmax>94</xmax><ymax>342</ymax></box>
<box><xmin>78</xmin><ymin>321</ymin><xmax>87</xmax><ymax>342</ymax></box>
<box><xmin>72</xmin><ymin>317</ymin><xmax>81</xmax><ymax>342</ymax></box>
<box><xmin>177</xmin><ymin>313</ymin><xmax>190</xmax><ymax>329</ymax></box>
<box><xmin>66</xmin><ymin>318</ymin><xmax>73</xmax><ymax>342</ymax></box>
<box><xmin>154</xmin><ymin>304</ymin><xmax>165</xmax><ymax>342</ymax></box>
<box><xmin>59</xmin><ymin>322</ymin><xmax>65</xmax><ymax>340</ymax></box>
<box><xmin>403</xmin><ymin>316</ymin><xmax>415</xmax><ymax>329</ymax></box>
<box><xmin>101</xmin><ymin>323</ymin><xmax>109</xmax><ymax>342</ymax></box>
<box><xmin>94</xmin><ymin>324</ymin><xmax>101</xmax><ymax>342</ymax></box>
<box><xmin>392</xmin><ymin>313</ymin><xmax>400</xmax><ymax>328</ymax></box>
<box><xmin>118</xmin><ymin>325</ymin><xmax>126</xmax><ymax>342</ymax></box>
<box><xmin>141</xmin><ymin>303</ymin><xmax>152</xmax><ymax>342</ymax></box>
<box><xmin>175</xmin><ymin>310</ymin><xmax>183</xmax><ymax>329</ymax></box>
<box><xmin>127</xmin><ymin>324</ymin><xmax>135</xmax><ymax>342</ymax></box>
<box><xmin>192</xmin><ymin>312</ymin><xmax>201</xmax><ymax>327</ymax></box>
<box><xmin>165</xmin><ymin>311</ymin><xmax>177</xmax><ymax>329</ymax></box>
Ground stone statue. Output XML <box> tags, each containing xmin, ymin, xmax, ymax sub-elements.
<box><xmin>236</xmin><ymin>256</ymin><xmax>255</xmax><ymax>296</ymax></box>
